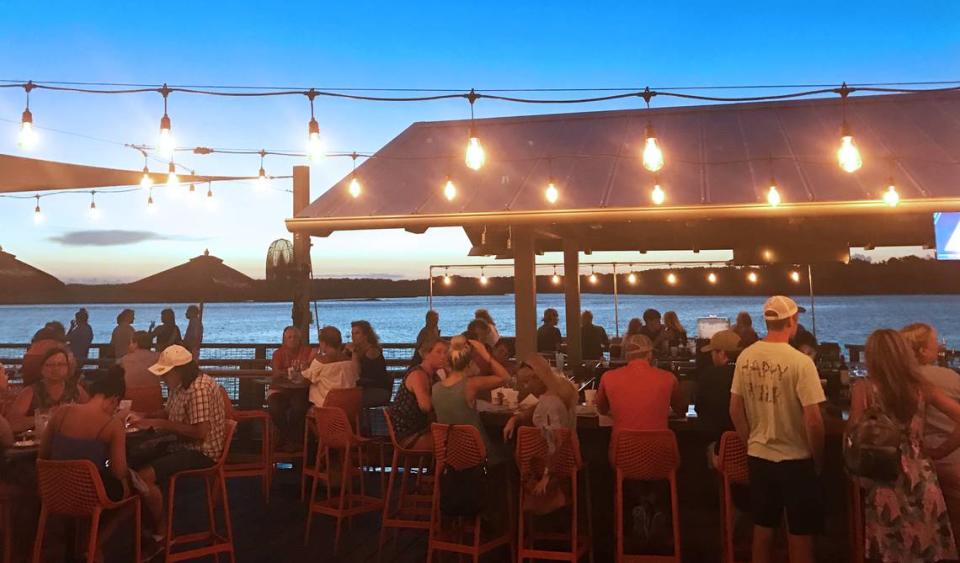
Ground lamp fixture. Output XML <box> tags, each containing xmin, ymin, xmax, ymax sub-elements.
<box><xmin>157</xmin><ymin>84</ymin><xmax>175</xmax><ymax>158</ymax></box>
<box><xmin>348</xmin><ymin>152</ymin><xmax>362</xmax><ymax>198</ymax></box>
<box><xmin>18</xmin><ymin>82</ymin><xmax>37</xmax><ymax>149</ymax></box>
<box><xmin>464</xmin><ymin>90</ymin><xmax>485</xmax><ymax>171</ymax></box>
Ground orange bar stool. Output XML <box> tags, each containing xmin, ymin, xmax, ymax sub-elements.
<box><xmin>33</xmin><ymin>460</ymin><xmax>142</xmax><ymax>563</ymax></box>
<box><xmin>378</xmin><ymin>414</ymin><xmax>433</xmax><ymax>557</ymax></box>
<box><xmin>301</xmin><ymin>388</ymin><xmax>363</xmax><ymax>501</ymax></box>
<box><xmin>164</xmin><ymin>419</ymin><xmax>238</xmax><ymax>563</ymax></box>
<box><xmin>516</xmin><ymin>426</ymin><xmax>592</xmax><ymax>562</ymax></box>
<box><xmin>426</xmin><ymin>423</ymin><xmax>513</xmax><ymax>563</ymax></box>
<box><xmin>610</xmin><ymin>429</ymin><xmax>682</xmax><ymax>563</ymax></box>
<box><xmin>218</xmin><ymin>387</ymin><xmax>272</xmax><ymax>503</ymax></box>
<box><xmin>303</xmin><ymin>406</ymin><xmax>383</xmax><ymax>551</ymax></box>
<box><xmin>716</xmin><ymin>432</ymin><xmax>748</xmax><ymax>563</ymax></box>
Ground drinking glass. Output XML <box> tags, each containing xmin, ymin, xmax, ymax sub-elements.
<box><xmin>34</xmin><ymin>409</ymin><xmax>51</xmax><ymax>436</ymax></box>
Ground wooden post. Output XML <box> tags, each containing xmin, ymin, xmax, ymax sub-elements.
<box><xmin>292</xmin><ymin>165</ymin><xmax>312</xmax><ymax>344</ymax></box>
<box><xmin>563</xmin><ymin>239</ymin><xmax>582</xmax><ymax>366</ymax></box>
<box><xmin>512</xmin><ymin>226</ymin><xmax>537</xmax><ymax>358</ymax></box>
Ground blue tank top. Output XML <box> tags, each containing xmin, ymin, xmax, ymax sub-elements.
<box><xmin>49</xmin><ymin>409</ymin><xmax>111</xmax><ymax>470</ymax></box>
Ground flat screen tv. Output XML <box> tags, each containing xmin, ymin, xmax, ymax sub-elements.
<box><xmin>934</xmin><ymin>212</ymin><xmax>960</xmax><ymax>260</ymax></box>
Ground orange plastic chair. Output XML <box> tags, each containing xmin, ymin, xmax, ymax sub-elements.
<box><xmin>218</xmin><ymin>387</ymin><xmax>272</xmax><ymax>503</ymax></box>
<box><xmin>164</xmin><ymin>419</ymin><xmax>238</xmax><ymax>563</ymax></box>
<box><xmin>301</xmin><ymin>387</ymin><xmax>362</xmax><ymax>501</ymax></box>
<box><xmin>716</xmin><ymin>431</ymin><xmax>748</xmax><ymax>563</ymax></box>
<box><xmin>125</xmin><ymin>385</ymin><xmax>163</xmax><ymax>413</ymax></box>
<box><xmin>32</xmin><ymin>459</ymin><xmax>142</xmax><ymax>563</ymax></box>
<box><xmin>378</xmin><ymin>413</ymin><xmax>433</xmax><ymax>558</ymax></box>
<box><xmin>516</xmin><ymin>426</ymin><xmax>592</xmax><ymax>562</ymax></box>
<box><xmin>426</xmin><ymin>423</ymin><xmax>513</xmax><ymax>563</ymax></box>
<box><xmin>610</xmin><ymin>429</ymin><xmax>682</xmax><ymax>563</ymax></box>
<box><xmin>303</xmin><ymin>406</ymin><xmax>383</xmax><ymax>550</ymax></box>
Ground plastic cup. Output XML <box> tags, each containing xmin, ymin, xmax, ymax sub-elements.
<box><xmin>584</xmin><ymin>389</ymin><xmax>597</xmax><ymax>406</ymax></box>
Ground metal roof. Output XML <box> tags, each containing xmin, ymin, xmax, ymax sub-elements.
<box><xmin>287</xmin><ymin>91</ymin><xmax>960</xmax><ymax>257</ymax></box>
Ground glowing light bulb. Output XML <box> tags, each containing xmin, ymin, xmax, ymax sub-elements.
<box><xmin>166</xmin><ymin>162</ymin><xmax>179</xmax><ymax>188</ymax></box>
<box><xmin>666</xmin><ymin>272</ymin><xmax>677</xmax><ymax>285</ymax></box>
<box><xmin>443</xmin><ymin>274</ymin><xmax>452</xmax><ymax>286</ymax></box>
<box><xmin>146</xmin><ymin>193</ymin><xmax>157</xmax><ymax>214</ymax></box>
<box><xmin>551</xmin><ymin>274</ymin><xmax>561</xmax><ymax>285</ymax></box>
<box><xmin>767</xmin><ymin>182</ymin><xmax>781</xmax><ymax>207</ymax></box>
<box><xmin>465</xmin><ymin>136</ymin><xmax>485</xmax><ymax>171</ymax></box>
<box><xmin>707</xmin><ymin>272</ymin><xmax>717</xmax><ymax>284</ymax></box>
<box><xmin>479</xmin><ymin>272</ymin><xmax>488</xmax><ymax>285</ymax></box>
<box><xmin>307</xmin><ymin>118</ymin><xmax>323</xmax><ymax>160</ymax></box>
<box><xmin>883</xmin><ymin>183</ymin><xmax>900</xmax><ymax>207</ymax></box>
<box><xmin>837</xmin><ymin>126</ymin><xmax>862</xmax><ymax>173</ymax></box>
<box><xmin>88</xmin><ymin>201</ymin><xmax>100</xmax><ymax>221</ymax></box>
<box><xmin>33</xmin><ymin>203</ymin><xmax>43</xmax><ymax>224</ymax></box>
<box><xmin>651</xmin><ymin>184</ymin><xmax>665</xmax><ymax>205</ymax></box>
<box><xmin>157</xmin><ymin>114</ymin><xmax>174</xmax><ymax>158</ymax></box>
<box><xmin>790</xmin><ymin>271</ymin><xmax>801</xmax><ymax>283</ymax></box>
<box><xmin>140</xmin><ymin>166</ymin><xmax>153</xmax><ymax>189</ymax></box>
<box><xmin>642</xmin><ymin>124</ymin><xmax>664</xmax><ymax>172</ymax></box>
<box><xmin>627</xmin><ymin>272</ymin><xmax>637</xmax><ymax>285</ymax></box>
<box><xmin>18</xmin><ymin>109</ymin><xmax>37</xmax><ymax>149</ymax></box>
<box><xmin>443</xmin><ymin>178</ymin><xmax>457</xmax><ymax>201</ymax></box>
<box><xmin>545</xmin><ymin>181</ymin><xmax>559</xmax><ymax>204</ymax></box>
<box><xmin>589</xmin><ymin>273</ymin><xmax>598</xmax><ymax>284</ymax></box>
<box><xmin>348</xmin><ymin>176</ymin><xmax>362</xmax><ymax>198</ymax></box>
<box><xmin>747</xmin><ymin>271</ymin><xmax>759</xmax><ymax>284</ymax></box>
<box><xmin>257</xmin><ymin>167</ymin><xmax>269</xmax><ymax>191</ymax></box>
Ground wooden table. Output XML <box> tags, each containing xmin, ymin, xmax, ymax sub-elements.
<box><xmin>6</xmin><ymin>427</ymin><xmax>178</xmax><ymax>467</ymax></box>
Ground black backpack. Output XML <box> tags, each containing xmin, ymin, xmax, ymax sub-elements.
<box><xmin>438</xmin><ymin>428</ymin><xmax>488</xmax><ymax>517</ymax></box>
<box><xmin>843</xmin><ymin>386</ymin><xmax>904</xmax><ymax>484</ymax></box>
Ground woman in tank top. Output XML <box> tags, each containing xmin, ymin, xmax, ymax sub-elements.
<box><xmin>388</xmin><ymin>337</ymin><xmax>448</xmax><ymax>450</ymax></box>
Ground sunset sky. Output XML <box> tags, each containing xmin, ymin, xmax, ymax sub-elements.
<box><xmin>0</xmin><ymin>1</ymin><xmax>956</xmax><ymax>282</ymax></box>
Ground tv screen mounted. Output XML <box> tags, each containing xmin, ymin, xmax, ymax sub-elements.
<box><xmin>934</xmin><ymin>212</ymin><xmax>960</xmax><ymax>260</ymax></box>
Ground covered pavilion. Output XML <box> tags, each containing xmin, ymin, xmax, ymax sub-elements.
<box><xmin>288</xmin><ymin>90</ymin><xmax>960</xmax><ymax>363</ymax></box>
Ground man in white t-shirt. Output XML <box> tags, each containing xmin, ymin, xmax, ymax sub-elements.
<box><xmin>730</xmin><ymin>295</ymin><xmax>825</xmax><ymax>563</ymax></box>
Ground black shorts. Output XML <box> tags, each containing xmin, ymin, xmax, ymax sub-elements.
<box><xmin>148</xmin><ymin>449</ymin><xmax>215</xmax><ymax>484</ymax></box>
<box><xmin>747</xmin><ymin>456</ymin><xmax>824</xmax><ymax>535</ymax></box>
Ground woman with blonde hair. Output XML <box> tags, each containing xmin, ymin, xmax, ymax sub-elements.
<box><xmin>432</xmin><ymin>335</ymin><xmax>510</xmax><ymax>463</ymax></box>
<box><xmin>662</xmin><ymin>311</ymin><xmax>688</xmax><ymax>349</ymax></box>
<box><xmin>850</xmin><ymin>328</ymin><xmax>960</xmax><ymax>562</ymax></box>
<box><xmin>901</xmin><ymin>322</ymin><xmax>960</xmax><ymax>545</ymax></box>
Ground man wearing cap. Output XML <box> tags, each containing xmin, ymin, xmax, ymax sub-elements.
<box><xmin>133</xmin><ymin>344</ymin><xmax>227</xmax><ymax>536</ymax></box>
<box><xmin>789</xmin><ymin>305</ymin><xmax>818</xmax><ymax>351</ymax></box>
<box><xmin>729</xmin><ymin>296</ymin><xmax>825</xmax><ymax>563</ymax></box>
<box><xmin>596</xmin><ymin>334</ymin><xmax>687</xmax><ymax>432</ymax></box>
<box><xmin>695</xmin><ymin>329</ymin><xmax>741</xmax><ymax>466</ymax></box>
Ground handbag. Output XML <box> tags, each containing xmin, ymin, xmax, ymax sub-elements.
<box><xmin>843</xmin><ymin>382</ymin><xmax>903</xmax><ymax>484</ymax></box>
<box><xmin>438</xmin><ymin>427</ymin><xmax>488</xmax><ymax>517</ymax></box>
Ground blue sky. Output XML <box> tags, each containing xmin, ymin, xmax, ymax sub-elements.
<box><xmin>0</xmin><ymin>1</ymin><xmax>957</xmax><ymax>282</ymax></box>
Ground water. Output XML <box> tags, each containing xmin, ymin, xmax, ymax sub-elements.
<box><xmin>1</xmin><ymin>294</ymin><xmax>958</xmax><ymax>348</ymax></box>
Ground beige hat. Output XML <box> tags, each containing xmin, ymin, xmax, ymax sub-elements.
<box><xmin>763</xmin><ymin>295</ymin><xmax>799</xmax><ymax>322</ymax></box>
<box><xmin>148</xmin><ymin>345</ymin><xmax>193</xmax><ymax>376</ymax></box>
<box><xmin>701</xmin><ymin>329</ymin><xmax>742</xmax><ymax>353</ymax></box>
<box><xmin>623</xmin><ymin>334</ymin><xmax>654</xmax><ymax>358</ymax></box>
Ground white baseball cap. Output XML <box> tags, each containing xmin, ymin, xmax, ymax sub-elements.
<box><xmin>148</xmin><ymin>345</ymin><xmax>193</xmax><ymax>376</ymax></box>
<box><xmin>763</xmin><ymin>295</ymin><xmax>799</xmax><ymax>321</ymax></box>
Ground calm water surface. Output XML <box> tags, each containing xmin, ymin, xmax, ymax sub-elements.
<box><xmin>0</xmin><ymin>294</ymin><xmax>957</xmax><ymax>348</ymax></box>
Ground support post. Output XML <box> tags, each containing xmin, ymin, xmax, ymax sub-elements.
<box><xmin>612</xmin><ymin>263</ymin><xmax>620</xmax><ymax>338</ymax></box>
<box><xmin>807</xmin><ymin>264</ymin><xmax>817</xmax><ymax>339</ymax></box>
<box><xmin>292</xmin><ymin>165</ymin><xmax>312</xmax><ymax>343</ymax></box>
<box><xmin>563</xmin><ymin>239</ymin><xmax>582</xmax><ymax>367</ymax></box>
<box><xmin>428</xmin><ymin>266</ymin><xmax>434</xmax><ymax>311</ymax></box>
<box><xmin>513</xmin><ymin>226</ymin><xmax>538</xmax><ymax>358</ymax></box>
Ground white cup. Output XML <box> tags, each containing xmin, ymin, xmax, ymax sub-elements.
<box><xmin>584</xmin><ymin>389</ymin><xmax>597</xmax><ymax>406</ymax></box>
<box><xmin>118</xmin><ymin>399</ymin><xmax>132</xmax><ymax>412</ymax></box>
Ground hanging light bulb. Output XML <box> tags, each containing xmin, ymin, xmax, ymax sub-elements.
<box><xmin>790</xmin><ymin>270</ymin><xmax>801</xmax><ymax>283</ymax></box>
<box><xmin>157</xmin><ymin>84</ymin><xmax>174</xmax><ymax>158</ymax></box>
<box><xmin>627</xmin><ymin>272</ymin><xmax>638</xmax><ymax>285</ymax></box>
<box><xmin>465</xmin><ymin>135</ymin><xmax>485</xmax><ymax>171</ymax></box>
<box><xmin>443</xmin><ymin>177</ymin><xmax>457</xmax><ymax>201</ymax></box>
<box><xmin>347</xmin><ymin>153</ymin><xmax>361</xmax><ymax>198</ymax></box>
<box><xmin>883</xmin><ymin>179</ymin><xmax>900</xmax><ymax>207</ymax></box>
<box><xmin>305</xmin><ymin>90</ymin><xmax>324</xmax><ymax>160</ymax></box>
<box><xmin>17</xmin><ymin>83</ymin><xmax>37</xmax><ymax>149</ymax></box>
<box><xmin>767</xmin><ymin>177</ymin><xmax>781</xmax><ymax>207</ymax></box>
<box><xmin>651</xmin><ymin>182</ymin><xmax>665</xmax><ymax>205</ymax></box>
<box><xmin>443</xmin><ymin>270</ymin><xmax>452</xmax><ymax>286</ymax></box>
<box><xmin>642</xmin><ymin>123</ymin><xmax>664</xmax><ymax>172</ymax></box>
<box><xmin>166</xmin><ymin>162</ymin><xmax>179</xmax><ymax>188</ymax></box>
<box><xmin>707</xmin><ymin>272</ymin><xmax>717</xmax><ymax>284</ymax></box>
<box><xmin>545</xmin><ymin>179</ymin><xmax>559</xmax><ymax>204</ymax></box>
<box><xmin>256</xmin><ymin>150</ymin><xmax>269</xmax><ymax>191</ymax></box>
<box><xmin>479</xmin><ymin>268</ymin><xmax>488</xmax><ymax>286</ymax></box>
<box><xmin>666</xmin><ymin>272</ymin><xmax>677</xmax><ymax>285</ymax></box>
<box><xmin>837</xmin><ymin>122</ymin><xmax>862</xmax><ymax>173</ymax></box>
<box><xmin>589</xmin><ymin>268</ymin><xmax>598</xmax><ymax>284</ymax></box>
<box><xmin>551</xmin><ymin>273</ymin><xmax>561</xmax><ymax>285</ymax></box>
<box><xmin>747</xmin><ymin>271</ymin><xmax>759</xmax><ymax>284</ymax></box>
<box><xmin>204</xmin><ymin>183</ymin><xmax>216</xmax><ymax>210</ymax></box>
<box><xmin>88</xmin><ymin>192</ymin><xmax>100</xmax><ymax>221</ymax></box>
<box><xmin>146</xmin><ymin>189</ymin><xmax>157</xmax><ymax>214</ymax></box>
<box><xmin>33</xmin><ymin>195</ymin><xmax>43</xmax><ymax>224</ymax></box>
<box><xmin>140</xmin><ymin>165</ymin><xmax>153</xmax><ymax>189</ymax></box>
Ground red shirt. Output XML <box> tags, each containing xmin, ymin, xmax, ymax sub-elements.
<box><xmin>596</xmin><ymin>359</ymin><xmax>680</xmax><ymax>433</ymax></box>
<box><xmin>271</xmin><ymin>346</ymin><xmax>314</xmax><ymax>374</ymax></box>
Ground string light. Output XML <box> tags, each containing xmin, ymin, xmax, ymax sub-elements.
<box><xmin>642</xmin><ymin>123</ymin><xmax>664</xmax><ymax>172</ymax></box>
<box><xmin>627</xmin><ymin>272</ymin><xmax>638</xmax><ymax>284</ymax></box>
<box><xmin>140</xmin><ymin>165</ymin><xmax>153</xmax><ymax>189</ymax></box>
<box><xmin>166</xmin><ymin>161</ymin><xmax>179</xmax><ymax>188</ymax></box>
<box><xmin>257</xmin><ymin>150</ymin><xmax>269</xmax><ymax>191</ymax></box>
<box><xmin>651</xmin><ymin>181</ymin><xmax>665</xmax><ymax>205</ymax></box>
<box><xmin>589</xmin><ymin>266</ymin><xmax>598</xmax><ymax>284</ymax></box>
<box><xmin>443</xmin><ymin>177</ymin><xmax>457</xmax><ymax>201</ymax></box>
<box><xmin>707</xmin><ymin>272</ymin><xmax>717</xmax><ymax>284</ymax></box>
<box><xmin>157</xmin><ymin>84</ymin><xmax>175</xmax><ymax>158</ymax></box>
<box><xmin>348</xmin><ymin>152</ymin><xmax>362</xmax><ymax>198</ymax></box>
<box><xmin>479</xmin><ymin>267</ymin><xmax>488</xmax><ymax>285</ymax></box>
<box><xmin>883</xmin><ymin>178</ymin><xmax>900</xmax><ymax>207</ymax></box>
<box><xmin>146</xmin><ymin>188</ymin><xmax>156</xmax><ymax>213</ymax></box>
<box><xmin>88</xmin><ymin>191</ymin><xmax>100</xmax><ymax>220</ymax></box>
<box><xmin>18</xmin><ymin>82</ymin><xmax>37</xmax><ymax>149</ymax></box>
<box><xmin>766</xmin><ymin>177</ymin><xmax>781</xmax><ymax>207</ymax></box>
<box><xmin>666</xmin><ymin>272</ymin><xmax>677</xmax><ymax>285</ymax></box>
<box><xmin>443</xmin><ymin>269</ymin><xmax>452</xmax><ymax>286</ymax></box>
<box><xmin>545</xmin><ymin>178</ymin><xmax>559</xmax><ymax>204</ymax></box>
<box><xmin>790</xmin><ymin>270</ymin><xmax>801</xmax><ymax>282</ymax></box>
<box><xmin>33</xmin><ymin>195</ymin><xmax>43</xmax><ymax>224</ymax></box>
<box><xmin>306</xmin><ymin>89</ymin><xmax>324</xmax><ymax>160</ymax></box>
<box><xmin>747</xmin><ymin>271</ymin><xmax>759</xmax><ymax>283</ymax></box>
<box><xmin>837</xmin><ymin>121</ymin><xmax>862</xmax><ymax>173</ymax></box>
<box><xmin>464</xmin><ymin>90</ymin><xmax>485</xmax><ymax>171</ymax></box>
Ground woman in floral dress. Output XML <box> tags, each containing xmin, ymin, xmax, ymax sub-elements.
<box><xmin>850</xmin><ymin>329</ymin><xmax>960</xmax><ymax>562</ymax></box>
